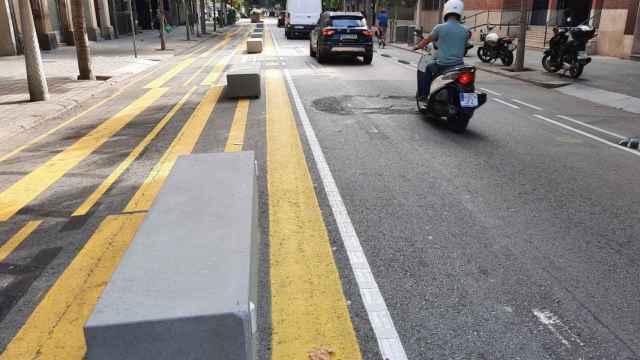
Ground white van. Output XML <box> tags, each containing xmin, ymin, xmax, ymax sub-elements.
<box><xmin>285</xmin><ymin>0</ymin><xmax>322</xmax><ymax>39</ymax></box>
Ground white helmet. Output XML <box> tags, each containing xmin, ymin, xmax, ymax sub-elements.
<box><xmin>443</xmin><ymin>0</ymin><xmax>464</xmax><ymax>21</ymax></box>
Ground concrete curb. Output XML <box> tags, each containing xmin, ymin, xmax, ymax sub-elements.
<box><xmin>475</xmin><ymin>63</ymin><xmax>572</xmax><ymax>88</ymax></box>
<box><xmin>85</xmin><ymin>152</ymin><xmax>259</xmax><ymax>360</ymax></box>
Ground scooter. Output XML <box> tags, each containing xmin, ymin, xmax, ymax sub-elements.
<box><xmin>477</xmin><ymin>26</ymin><xmax>516</xmax><ymax>66</ymax></box>
<box><xmin>415</xmin><ymin>42</ymin><xmax>487</xmax><ymax>132</ymax></box>
<box><xmin>542</xmin><ymin>24</ymin><xmax>597</xmax><ymax>79</ymax></box>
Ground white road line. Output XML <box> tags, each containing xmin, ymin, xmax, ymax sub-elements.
<box><xmin>533</xmin><ymin>309</ymin><xmax>571</xmax><ymax>348</ymax></box>
<box><xmin>480</xmin><ymin>87</ymin><xmax>502</xmax><ymax>96</ymax></box>
<box><xmin>493</xmin><ymin>98</ymin><xmax>521</xmax><ymax>109</ymax></box>
<box><xmin>511</xmin><ymin>98</ymin><xmax>544</xmax><ymax>111</ymax></box>
<box><xmin>533</xmin><ymin>114</ymin><xmax>640</xmax><ymax>158</ymax></box>
<box><xmin>272</xmin><ymin>29</ymin><xmax>409</xmax><ymax>360</ymax></box>
<box><xmin>556</xmin><ymin>115</ymin><xmax>625</xmax><ymax>139</ymax></box>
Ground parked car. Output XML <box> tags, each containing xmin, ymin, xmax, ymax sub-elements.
<box><xmin>310</xmin><ymin>12</ymin><xmax>374</xmax><ymax>64</ymax></box>
<box><xmin>250</xmin><ymin>10</ymin><xmax>261</xmax><ymax>23</ymax></box>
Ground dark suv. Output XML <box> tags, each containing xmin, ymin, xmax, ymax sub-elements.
<box><xmin>310</xmin><ymin>12</ymin><xmax>374</xmax><ymax>64</ymax></box>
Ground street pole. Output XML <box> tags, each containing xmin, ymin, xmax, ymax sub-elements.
<box><xmin>514</xmin><ymin>0</ymin><xmax>528</xmax><ymax>71</ymax></box>
<box><xmin>19</xmin><ymin>0</ymin><xmax>49</xmax><ymax>101</ymax></box>
<box><xmin>213</xmin><ymin>0</ymin><xmax>216</xmax><ymax>32</ymax></box>
<box><xmin>127</xmin><ymin>0</ymin><xmax>138</xmax><ymax>57</ymax></box>
<box><xmin>159</xmin><ymin>0</ymin><xmax>166</xmax><ymax>50</ymax></box>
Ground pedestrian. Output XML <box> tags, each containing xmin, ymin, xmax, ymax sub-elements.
<box><xmin>376</xmin><ymin>8</ymin><xmax>388</xmax><ymax>48</ymax></box>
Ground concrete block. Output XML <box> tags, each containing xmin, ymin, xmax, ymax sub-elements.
<box><xmin>255</xmin><ymin>22</ymin><xmax>264</xmax><ymax>28</ymax></box>
<box><xmin>85</xmin><ymin>152</ymin><xmax>259</xmax><ymax>360</ymax></box>
<box><xmin>246</xmin><ymin>38</ymin><xmax>263</xmax><ymax>54</ymax></box>
<box><xmin>250</xmin><ymin>32</ymin><xmax>263</xmax><ymax>39</ymax></box>
<box><xmin>226</xmin><ymin>67</ymin><xmax>261</xmax><ymax>99</ymax></box>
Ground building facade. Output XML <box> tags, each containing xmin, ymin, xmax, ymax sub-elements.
<box><xmin>0</xmin><ymin>0</ymin><xmax>191</xmax><ymax>57</ymax></box>
<box><xmin>415</xmin><ymin>0</ymin><xmax>640</xmax><ymax>58</ymax></box>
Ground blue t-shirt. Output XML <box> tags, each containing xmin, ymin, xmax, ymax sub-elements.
<box><xmin>430</xmin><ymin>20</ymin><xmax>469</xmax><ymax>66</ymax></box>
<box><xmin>377</xmin><ymin>12</ymin><xmax>389</xmax><ymax>27</ymax></box>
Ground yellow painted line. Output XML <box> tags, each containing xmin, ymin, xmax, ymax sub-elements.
<box><xmin>0</xmin><ymin>220</ymin><xmax>42</xmax><ymax>262</ymax></box>
<box><xmin>0</xmin><ymin>88</ymin><xmax>168</xmax><ymax>221</ymax></box>
<box><xmin>144</xmin><ymin>58</ymin><xmax>195</xmax><ymax>88</ymax></box>
<box><xmin>0</xmin><ymin>213</ymin><xmax>145</xmax><ymax>360</ymax></box>
<box><xmin>124</xmin><ymin>86</ymin><xmax>224</xmax><ymax>212</ymax></box>
<box><xmin>200</xmin><ymin>36</ymin><xmax>246</xmax><ymax>86</ymax></box>
<box><xmin>0</xmin><ymin>66</ymin><xmax>164</xmax><ymax>164</ymax></box>
<box><xmin>72</xmin><ymin>87</ymin><xmax>197</xmax><ymax>217</ymax></box>
<box><xmin>266</xmin><ymin>69</ymin><xmax>362</xmax><ymax>359</ymax></box>
<box><xmin>224</xmin><ymin>99</ymin><xmax>250</xmax><ymax>152</ymax></box>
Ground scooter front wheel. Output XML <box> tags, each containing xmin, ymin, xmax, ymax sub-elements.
<box><xmin>542</xmin><ymin>54</ymin><xmax>561</xmax><ymax>73</ymax></box>
<box><xmin>477</xmin><ymin>47</ymin><xmax>491</xmax><ymax>63</ymax></box>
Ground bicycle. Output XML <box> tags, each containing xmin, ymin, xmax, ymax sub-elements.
<box><xmin>377</xmin><ymin>26</ymin><xmax>387</xmax><ymax>48</ymax></box>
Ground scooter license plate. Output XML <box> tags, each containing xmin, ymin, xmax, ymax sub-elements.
<box><xmin>578</xmin><ymin>51</ymin><xmax>587</xmax><ymax>59</ymax></box>
<box><xmin>460</xmin><ymin>93</ymin><xmax>478</xmax><ymax>107</ymax></box>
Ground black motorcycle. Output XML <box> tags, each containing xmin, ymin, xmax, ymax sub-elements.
<box><xmin>542</xmin><ymin>24</ymin><xmax>597</xmax><ymax>79</ymax></box>
<box><xmin>476</xmin><ymin>27</ymin><xmax>515</xmax><ymax>66</ymax></box>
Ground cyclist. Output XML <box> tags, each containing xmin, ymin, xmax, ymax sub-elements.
<box><xmin>413</xmin><ymin>0</ymin><xmax>468</xmax><ymax>100</ymax></box>
<box><xmin>376</xmin><ymin>8</ymin><xmax>389</xmax><ymax>48</ymax></box>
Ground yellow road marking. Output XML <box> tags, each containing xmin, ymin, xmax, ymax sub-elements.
<box><xmin>72</xmin><ymin>87</ymin><xmax>197</xmax><ymax>217</ymax></box>
<box><xmin>183</xmin><ymin>30</ymin><xmax>241</xmax><ymax>86</ymax></box>
<box><xmin>144</xmin><ymin>58</ymin><xmax>195</xmax><ymax>89</ymax></box>
<box><xmin>225</xmin><ymin>99</ymin><xmax>250</xmax><ymax>152</ymax></box>
<box><xmin>124</xmin><ymin>86</ymin><xmax>224</xmax><ymax>212</ymax></box>
<box><xmin>0</xmin><ymin>220</ymin><xmax>42</xmax><ymax>262</ymax></box>
<box><xmin>0</xmin><ymin>88</ymin><xmax>167</xmax><ymax>221</ymax></box>
<box><xmin>0</xmin><ymin>67</ymin><xmax>164</xmax><ymax>164</ymax></box>
<box><xmin>0</xmin><ymin>213</ymin><xmax>145</xmax><ymax>360</ymax></box>
<box><xmin>266</xmin><ymin>69</ymin><xmax>362</xmax><ymax>359</ymax></box>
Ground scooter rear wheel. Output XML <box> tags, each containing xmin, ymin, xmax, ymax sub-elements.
<box><xmin>447</xmin><ymin>112</ymin><xmax>471</xmax><ymax>133</ymax></box>
<box><xmin>568</xmin><ymin>63</ymin><xmax>584</xmax><ymax>79</ymax></box>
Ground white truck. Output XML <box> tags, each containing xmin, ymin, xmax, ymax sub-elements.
<box><xmin>285</xmin><ymin>0</ymin><xmax>322</xmax><ymax>39</ymax></box>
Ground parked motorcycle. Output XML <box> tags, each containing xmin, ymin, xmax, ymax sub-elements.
<box><xmin>415</xmin><ymin>48</ymin><xmax>487</xmax><ymax>132</ymax></box>
<box><xmin>476</xmin><ymin>27</ymin><xmax>515</xmax><ymax>66</ymax></box>
<box><xmin>542</xmin><ymin>24</ymin><xmax>597</xmax><ymax>78</ymax></box>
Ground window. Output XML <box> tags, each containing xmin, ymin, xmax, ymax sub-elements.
<box><xmin>330</xmin><ymin>16</ymin><xmax>366</xmax><ymax>28</ymax></box>
<box><xmin>422</xmin><ymin>0</ymin><xmax>441</xmax><ymax>11</ymax></box>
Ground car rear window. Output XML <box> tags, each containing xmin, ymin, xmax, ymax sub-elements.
<box><xmin>330</xmin><ymin>17</ymin><xmax>366</xmax><ymax>28</ymax></box>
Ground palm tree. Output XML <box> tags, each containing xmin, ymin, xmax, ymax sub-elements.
<box><xmin>71</xmin><ymin>0</ymin><xmax>95</xmax><ymax>80</ymax></box>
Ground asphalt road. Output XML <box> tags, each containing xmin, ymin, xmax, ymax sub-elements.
<box><xmin>0</xmin><ymin>19</ymin><xmax>639</xmax><ymax>360</ymax></box>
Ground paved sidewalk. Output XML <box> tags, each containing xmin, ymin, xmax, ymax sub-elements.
<box><xmin>0</xmin><ymin>24</ymin><xmax>227</xmax><ymax>143</ymax></box>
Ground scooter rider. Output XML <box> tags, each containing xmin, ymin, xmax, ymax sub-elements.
<box><xmin>413</xmin><ymin>0</ymin><xmax>469</xmax><ymax>100</ymax></box>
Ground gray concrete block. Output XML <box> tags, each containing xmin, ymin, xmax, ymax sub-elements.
<box><xmin>250</xmin><ymin>32</ymin><xmax>263</xmax><ymax>39</ymax></box>
<box><xmin>255</xmin><ymin>22</ymin><xmax>264</xmax><ymax>28</ymax></box>
<box><xmin>85</xmin><ymin>152</ymin><xmax>259</xmax><ymax>360</ymax></box>
<box><xmin>226</xmin><ymin>67</ymin><xmax>261</xmax><ymax>99</ymax></box>
<box><xmin>246</xmin><ymin>38</ymin><xmax>263</xmax><ymax>54</ymax></box>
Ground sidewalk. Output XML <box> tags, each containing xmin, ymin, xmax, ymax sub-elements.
<box><xmin>387</xmin><ymin>41</ymin><xmax>640</xmax><ymax>114</ymax></box>
<box><xmin>0</xmin><ymin>24</ymin><xmax>226</xmax><ymax>143</ymax></box>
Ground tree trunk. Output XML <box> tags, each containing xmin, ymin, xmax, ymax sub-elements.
<box><xmin>514</xmin><ymin>0</ymin><xmax>528</xmax><ymax>71</ymax></box>
<box><xmin>184</xmin><ymin>0</ymin><xmax>191</xmax><ymax>40</ymax></box>
<box><xmin>71</xmin><ymin>0</ymin><xmax>95</xmax><ymax>80</ymax></box>
<box><xmin>19</xmin><ymin>0</ymin><xmax>49</xmax><ymax>101</ymax></box>
<box><xmin>159</xmin><ymin>0</ymin><xmax>166</xmax><ymax>49</ymax></box>
<box><xmin>200</xmin><ymin>0</ymin><xmax>206</xmax><ymax>34</ymax></box>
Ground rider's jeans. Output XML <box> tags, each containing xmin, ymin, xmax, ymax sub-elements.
<box><xmin>418</xmin><ymin>62</ymin><xmax>457</xmax><ymax>99</ymax></box>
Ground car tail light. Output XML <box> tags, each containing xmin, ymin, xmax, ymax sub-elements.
<box><xmin>322</xmin><ymin>28</ymin><xmax>336</xmax><ymax>37</ymax></box>
<box><xmin>362</xmin><ymin>30</ymin><xmax>373</xmax><ymax>37</ymax></box>
<box><xmin>457</xmin><ymin>72</ymin><xmax>474</xmax><ymax>86</ymax></box>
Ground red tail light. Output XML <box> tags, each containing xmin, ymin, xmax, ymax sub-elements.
<box><xmin>322</xmin><ymin>28</ymin><xmax>336</xmax><ymax>37</ymax></box>
<box><xmin>362</xmin><ymin>30</ymin><xmax>373</xmax><ymax>37</ymax></box>
<box><xmin>457</xmin><ymin>72</ymin><xmax>474</xmax><ymax>86</ymax></box>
